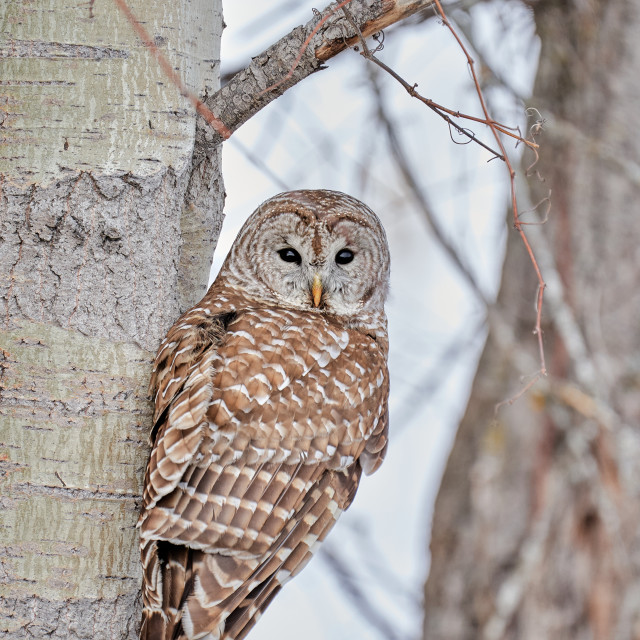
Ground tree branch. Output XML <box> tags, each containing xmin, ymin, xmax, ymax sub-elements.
<box><xmin>194</xmin><ymin>0</ymin><xmax>434</xmax><ymax>154</ymax></box>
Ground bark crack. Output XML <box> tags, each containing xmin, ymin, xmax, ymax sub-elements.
<box><xmin>0</xmin><ymin>40</ymin><xmax>129</xmax><ymax>60</ymax></box>
<box><xmin>12</xmin><ymin>482</ymin><xmax>142</xmax><ymax>500</ymax></box>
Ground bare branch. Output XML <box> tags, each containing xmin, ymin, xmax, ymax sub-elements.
<box><xmin>195</xmin><ymin>0</ymin><xmax>434</xmax><ymax>153</ymax></box>
<box><xmin>115</xmin><ymin>0</ymin><xmax>436</xmax><ymax>154</ymax></box>
<box><xmin>338</xmin><ymin>5</ymin><xmax>537</xmax><ymax>156</ymax></box>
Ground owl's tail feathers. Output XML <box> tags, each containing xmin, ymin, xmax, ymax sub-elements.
<box><xmin>139</xmin><ymin>466</ymin><xmax>360</xmax><ymax>639</ymax></box>
<box><xmin>180</xmin><ymin>552</ymin><xmax>261</xmax><ymax>639</ymax></box>
<box><xmin>141</xmin><ymin>538</ymin><xmax>263</xmax><ymax>640</ymax></box>
<box><xmin>140</xmin><ymin>540</ymin><xmax>194</xmax><ymax>640</ymax></box>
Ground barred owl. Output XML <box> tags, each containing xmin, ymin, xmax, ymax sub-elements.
<box><xmin>139</xmin><ymin>190</ymin><xmax>390</xmax><ymax>640</ymax></box>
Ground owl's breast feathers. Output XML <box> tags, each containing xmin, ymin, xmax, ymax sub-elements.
<box><xmin>139</xmin><ymin>298</ymin><xmax>389</xmax><ymax>639</ymax></box>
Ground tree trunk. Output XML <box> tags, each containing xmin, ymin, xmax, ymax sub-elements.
<box><xmin>0</xmin><ymin>2</ymin><xmax>223</xmax><ymax>637</ymax></box>
<box><xmin>424</xmin><ymin>1</ymin><xmax>640</xmax><ymax>639</ymax></box>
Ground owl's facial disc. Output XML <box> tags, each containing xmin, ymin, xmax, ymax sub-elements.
<box><xmin>246</xmin><ymin>210</ymin><xmax>389</xmax><ymax>317</ymax></box>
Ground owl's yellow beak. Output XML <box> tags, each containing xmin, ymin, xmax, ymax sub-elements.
<box><xmin>311</xmin><ymin>273</ymin><xmax>322</xmax><ymax>307</ymax></box>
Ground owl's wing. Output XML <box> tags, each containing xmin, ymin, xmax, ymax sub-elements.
<box><xmin>141</xmin><ymin>305</ymin><xmax>234</xmax><ymax>512</ymax></box>
<box><xmin>360</xmin><ymin>404</ymin><xmax>389</xmax><ymax>475</ymax></box>
<box><xmin>148</xmin><ymin>306</ymin><xmax>231</xmax><ymax>433</ymax></box>
<box><xmin>140</xmin><ymin>308</ymin><xmax>389</xmax><ymax>639</ymax></box>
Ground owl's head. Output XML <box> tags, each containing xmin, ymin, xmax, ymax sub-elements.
<box><xmin>219</xmin><ymin>190</ymin><xmax>390</xmax><ymax>321</ymax></box>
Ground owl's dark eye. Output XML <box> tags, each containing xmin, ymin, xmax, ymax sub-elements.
<box><xmin>277</xmin><ymin>248</ymin><xmax>302</xmax><ymax>265</ymax></box>
<box><xmin>335</xmin><ymin>249</ymin><xmax>354</xmax><ymax>265</ymax></box>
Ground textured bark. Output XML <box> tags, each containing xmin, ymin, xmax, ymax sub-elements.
<box><xmin>424</xmin><ymin>1</ymin><xmax>640</xmax><ymax>639</ymax></box>
<box><xmin>0</xmin><ymin>1</ymin><xmax>223</xmax><ymax>637</ymax></box>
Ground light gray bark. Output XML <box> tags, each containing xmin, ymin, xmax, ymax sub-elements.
<box><xmin>0</xmin><ymin>1</ymin><xmax>223</xmax><ymax>637</ymax></box>
<box><xmin>424</xmin><ymin>1</ymin><xmax>640</xmax><ymax>639</ymax></box>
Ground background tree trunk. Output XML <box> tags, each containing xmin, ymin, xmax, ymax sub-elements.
<box><xmin>0</xmin><ymin>1</ymin><xmax>223</xmax><ymax>637</ymax></box>
<box><xmin>424</xmin><ymin>1</ymin><xmax>640</xmax><ymax>639</ymax></box>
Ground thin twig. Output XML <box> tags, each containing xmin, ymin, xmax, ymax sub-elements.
<box><xmin>518</xmin><ymin>191</ymin><xmax>552</xmax><ymax>225</ymax></box>
<box><xmin>432</xmin><ymin>0</ymin><xmax>547</xmax><ymax>380</ymax></box>
<box><xmin>342</xmin><ymin>14</ymin><xmax>537</xmax><ymax>154</ymax></box>
<box><xmin>494</xmin><ymin>372</ymin><xmax>543</xmax><ymax>413</ymax></box>
<box><xmin>452</xmin><ymin>10</ymin><xmax>530</xmax><ymax>104</ymax></box>
<box><xmin>368</xmin><ymin>64</ymin><xmax>490</xmax><ymax>305</ymax></box>
<box><xmin>344</xmin><ymin>8</ymin><xmax>490</xmax><ymax>305</ymax></box>
<box><xmin>364</xmin><ymin>53</ymin><xmax>507</xmax><ymax>159</ymax></box>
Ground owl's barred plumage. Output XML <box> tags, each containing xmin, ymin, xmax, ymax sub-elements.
<box><xmin>139</xmin><ymin>190</ymin><xmax>390</xmax><ymax>639</ymax></box>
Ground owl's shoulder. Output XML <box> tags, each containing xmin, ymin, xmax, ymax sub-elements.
<box><xmin>148</xmin><ymin>294</ymin><xmax>237</xmax><ymax>431</ymax></box>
